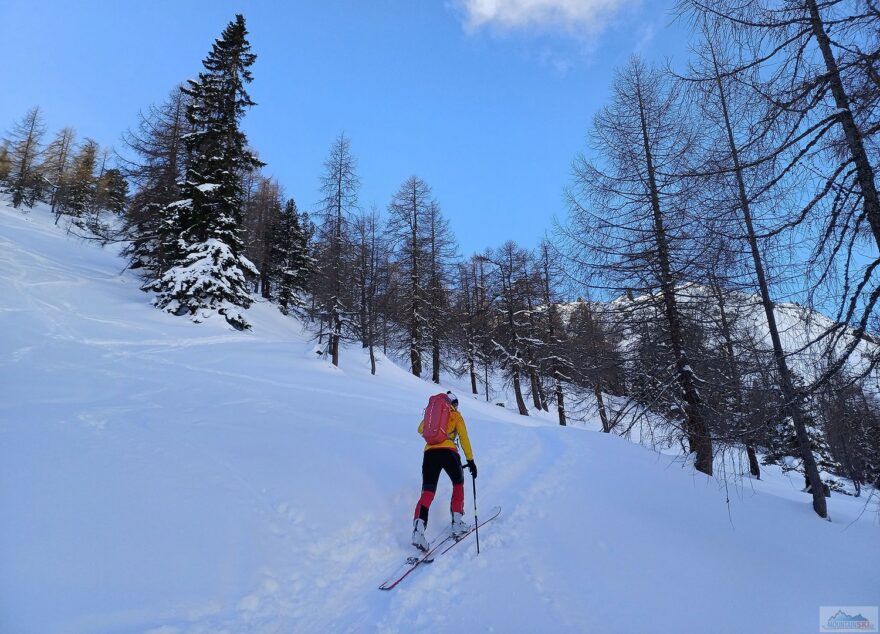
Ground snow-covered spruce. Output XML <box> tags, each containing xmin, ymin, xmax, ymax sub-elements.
<box><xmin>149</xmin><ymin>14</ymin><xmax>262</xmax><ymax>329</ymax></box>
<box><xmin>149</xmin><ymin>237</ymin><xmax>258</xmax><ymax>330</ymax></box>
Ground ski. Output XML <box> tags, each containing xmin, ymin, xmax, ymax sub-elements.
<box><xmin>438</xmin><ymin>505</ymin><xmax>501</xmax><ymax>556</ymax></box>
<box><xmin>436</xmin><ymin>506</ymin><xmax>501</xmax><ymax>557</ymax></box>
<box><xmin>378</xmin><ymin>506</ymin><xmax>501</xmax><ymax>591</ymax></box>
<box><xmin>378</xmin><ymin>533</ymin><xmax>453</xmax><ymax>591</ymax></box>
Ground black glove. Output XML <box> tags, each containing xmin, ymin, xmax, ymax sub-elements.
<box><xmin>466</xmin><ymin>460</ymin><xmax>477</xmax><ymax>479</ymax></box>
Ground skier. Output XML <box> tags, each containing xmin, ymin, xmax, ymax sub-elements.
<box><xmin>411</xmin><ymin>391</ymin><xmax>477</xmax><ymax>551</ymax></box>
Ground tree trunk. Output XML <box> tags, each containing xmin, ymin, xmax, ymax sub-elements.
<box><xmin>806</xmin><ymin>0</ymin><xmax>880</xmax><ymax>255</ymax></box>
<box><xmin>330</xmin><ymin>324</ymin><xmax>340</xmax><ymax>367</ymax></box>
<box><xmin>747</xmin><ymin>445</ymin><xmax>761</xmax><ymax>479</ymax></box>
<box><xmin>432</xmin><ymin>332</ymin><xmax>440</xmax><ymax>384</ymax></box>
<box><xmin>410</xmin><ymin>192</ymin><xmax>422</xmax><ymax>377</ymax></box>
<box><xmin>368</xmin><ymin>308</ymin><xmax>377</xmax><ymax>375</ymax></box>
<box><xmin>330</xmin><ymin>306</ymin><xmax>341</xmax><ymax>367</ymax></box>
<box><xmin>359</xmin><ymin>267</ymin><xmax>368</xmax><ymax>349</ymax></box>
<box><xmin>260</xmin><ymin>264</ymin><xmax>271</xmax><ymax>299</ymax></box>
<box><xmin>637</xmin><ymin>83</ymin><xmax>713</xmax><ymax>475</ymax></box>
<box><xmin>512</xmin><ymin>366</ymin><xmax>529</xmax><ymax>415</ymax></box>
<box><xmin>528</xmin><ymin>360</ymin><xmax>543</xmax><ymax>411</ymax></box>
<box><xmin>484</xmin><ymin>360</ymin><xmax>490</xmax><ymax>402</ymax></box>
<box><xmin>468</xmin><ymin>341</ymin><xmax>479</xmax><ymax>395</ymax></box>
<box><xmin>710</xmin><ymin>46</ymin><xmax>824</xmax><ymax>513</ymax></box>
<box><xmin>595</xmin><ymin>380</ymin><xmax>611</xmax><ymax>433</ymax></box>
<box><xmin>410</xmin><ymin>317</ymin><xmax>421</xmax><ymax>377</ymax></box>
<box><xmin>555</xmin><ymin>374</ymin><xmax>567</xmax><ymax>426</ymax></box>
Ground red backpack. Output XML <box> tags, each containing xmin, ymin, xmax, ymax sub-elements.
<box><xmin>421</xmin><ymin>393</ymin><xmax>453</xmax><ymax>445</ymax></box>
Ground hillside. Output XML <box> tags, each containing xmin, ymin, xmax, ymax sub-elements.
<box><xmin>1</xmin><ymin>202</ymin><xmax>878</xmax><ymax>633</ymax></box>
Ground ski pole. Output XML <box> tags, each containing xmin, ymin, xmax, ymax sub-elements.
<box><xmin>472</xmin><ymin>471</ymin><xmax>480</xmax><ymax>555</ymax></box>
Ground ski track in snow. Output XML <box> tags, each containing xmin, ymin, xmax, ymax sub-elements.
<box><xmin>1</xmin><ymin>202</ymin><xmax>879</xmax><ymax>634</ymax></box>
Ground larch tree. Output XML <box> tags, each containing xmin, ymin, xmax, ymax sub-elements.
<box><xmin>681</xmin><ymin>0</ymin><xmax>880</xmax><ymax>399</ymax></box>
<box><xmin>563</xmin><ymin>57</ymin><xmax>714</xmax><ymax>475</ymax></box>
<box><xmin>681</xmin><ymin>18</ymin><xmax>831</xmax><ymax>515</ymax></box>
<box><xmin>386</xmin><ymin>175</ymin><xmax>433</xmax><ymax>377</ymax></box>
<box><xmin>455</xmin><ymin>256</ymin><xmax>489</xmax><ymax>398</ymax></box>
<box><xmin>538</xmin><ymin>240</ymin><xmax>573</xmax><ymax>426</ymax></box>
<box><xmin>426</xmin><ymin>201</ymin><xmax>457</xmax><ymax>384</ymax></box>
<box><xmin>315</xmin><ymin>133</ymin><xmax>359</xmax><ymax>365</ymax></box>
<box><xmin>486</xmin><ymin>241</ymin><xmax>532</xmax><ymax>416</ymax></box>
<box><xmin>0</xmin><ymin>143</ymin><xmax>10</xmax><ymax>183</ymax></box>
<box><xmin>4</xmin><ymin>106</ymin><xmax>45</xmax><ymax>209</ymax></box>
<box><xmin>353</xmin><ymin>206</ymin><xmax>384</xmax><ymax>374</ymax></box>
<box><xmin>244</xmin><ymin>176</ymin><xmax>282</xmax><ymax>298</ymax></box>
<box><xmin>40</xmin><ymin>127</ymin><xmax>76</xmax><ymax>222</ymax></box>
<box><xmin>64</xmin><ymin>139</ymin><xmax>99</xmax><ymax>221</ymax></box>
<box><xmin>120</xmin><ymin>88</ymin><xmax>191</xmax><ymax>277</ymax></box>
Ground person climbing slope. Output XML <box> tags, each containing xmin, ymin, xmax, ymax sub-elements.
<box><xmin>411</xmin><ymin>391</ymin><xmax>477</xmax><ymax>551</ymax></box>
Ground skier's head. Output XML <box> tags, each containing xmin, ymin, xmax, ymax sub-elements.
<box><xmin>446</xmin><ymin>391</ymin><xmax>459</xmax><ymax>409</ymax></box>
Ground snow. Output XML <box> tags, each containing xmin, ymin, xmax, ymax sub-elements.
<box><xmin>1</xmin><ymin>201</ymin><xmax>878</xmax><ymax>633</ymax></box>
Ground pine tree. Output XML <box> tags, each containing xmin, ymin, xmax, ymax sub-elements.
<box><xmin>149</xmin><ymin>14</ymin><xmax>263</xmax><ymax>330</ymax></box>
<box><xmin>271</xmin><ymin>198</ymin><xmax>313</xmax><ymax>313</ymax></box>
<box><xmin>97</xmin><ymin>168</ymin><xmax>128</xmax><ymax>215</ymax></box>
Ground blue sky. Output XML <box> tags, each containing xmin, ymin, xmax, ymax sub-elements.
<box><xmin>1</xmin><ymin>0</ymin><xmax>688</xmax><ymax>256</ymax></box>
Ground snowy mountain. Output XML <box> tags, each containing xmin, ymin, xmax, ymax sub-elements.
<box><xmin>573</xmin><ymin>283</ymin><xmax>879</xmax><ymax>387</ymax></box>
<box><xmin>1</xmin><ymin>201</ymin><xmax>878</xmax><ymax>633</ymax></box>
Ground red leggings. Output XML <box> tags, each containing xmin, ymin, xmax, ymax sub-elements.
<box><xmin>413</xmin><ymin>449</ymin><xmax>464</xmax><ymax>525</ymax></box>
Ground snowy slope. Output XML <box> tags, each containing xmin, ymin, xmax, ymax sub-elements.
<box><xmin>1</xmin><ymin>203</ymin><xmax>878</xmax><ymax>634</ymax></box>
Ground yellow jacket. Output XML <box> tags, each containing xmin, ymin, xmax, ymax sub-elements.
<box><xmin>418</xmin><ymin>408</ymin><xmax>474</xmax><ymax>461</ymax></box>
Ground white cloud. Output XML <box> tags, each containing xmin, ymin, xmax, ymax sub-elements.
<box><xmin>457</xmin><ymin>0</ymin><xmax>634</xmax><ymax>34</ymax></box>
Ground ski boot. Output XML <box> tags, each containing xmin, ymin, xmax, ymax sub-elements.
<box><xmin>451</xmin><ymin>512</ymin><xmax>471</xmax><ymax>538</ymax></box>
<box><xmin>411</xmin><ymin>518</ymin><xmax>428</xmax><ymax>552</ymax></box>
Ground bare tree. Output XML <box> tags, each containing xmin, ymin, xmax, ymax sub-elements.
<box><xmin>682</xmin><ymin>20</ymin><xmax>829</xmax><ymax>514</ymax></box>
<box><xmin>354</xmin><ymin>206</ymin><xmax>384</xmax><ymax>374</ymax></box>
<box><xmin>40</xmin><ymin>127</ymin><xmax>76</xmax><ymax>221</ymax></box>
<box><xmin>562</xmin><ymin>57</ymin><xmax>714</xmax><ymax>475</ymax></box>
<box><xmin>315</xmin><ymin>133</ymin><xmax>359</xmax><ymax>366</ymax></box>
<box><xmin>244</xmin><ymin>177</ymin><xmax>282</xmax><ymax>298</ymax></box>
<box><xmin>119</xmin><ymin>88</ymin><xmax>191</xmax><ymax>278</ymax></box>
<box><xmin>386</xmin><ymin>175</ymin><xmax>433</xmax><ymax>377</ymax></box>
<box><xmin>486</xmin><ymin>241</ymin><xmax>532</xmax><ymax>416</ymax></box>
<box><xmin>426</xmin><ymin>201</ymin><xmax>458</xmax><ymax>383</ymax></box>
<box><xmin>538</xmin><ymin>241</ymin><xmax>573</xmax><ymax>426</ymax></box>
<box><xmin>681</xmin><ymin>0</ymin><xmax>880</xmax><ymax>399</ymax></box>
